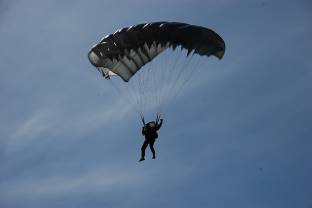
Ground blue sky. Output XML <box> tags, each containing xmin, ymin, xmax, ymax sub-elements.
<box><xmin>0</xmin><ymin>0</ymin><xmax>311</xmax><ymax>207</ymax></box>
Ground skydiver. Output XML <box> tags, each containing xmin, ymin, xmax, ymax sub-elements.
<box><xmin>139</xmin><ymin>115</ymin><xmax>163</xmax><ymax>162</ymax></box>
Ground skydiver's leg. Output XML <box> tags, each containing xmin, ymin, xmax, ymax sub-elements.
<box><xmin>140</xmin><ymin>140</ymin><xmax>148</xmax><ymax>161</ymax></box>
<box><xmin>149</xmin><ymin>139</ymin><xmax>156</xmax><ymax>159</ymax></box>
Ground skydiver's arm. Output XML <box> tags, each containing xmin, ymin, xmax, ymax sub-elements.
<box><xmin>156</xmin><ymin>119</ymin><xmax>163</xmax><ymax>130</ymax></box>
<box><xmin>141</xmin><ymin>115</ymin><xmax>145</xmax><ymax>126</ymax></box>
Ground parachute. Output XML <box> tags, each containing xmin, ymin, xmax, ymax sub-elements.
<box><xmin>88</xmin><ymin>22</ymin><xmax>225</xmax><ymax>117</ymax></box>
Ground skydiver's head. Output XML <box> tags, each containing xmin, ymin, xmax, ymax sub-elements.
<box><xmin>149</xmin><ymin>121</ymin><xmax>156</xmax><ymax>128</ymax></box>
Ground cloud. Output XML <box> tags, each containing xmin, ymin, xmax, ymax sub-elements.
<box><xmin>6</xmin><ymin>98</ymin><xmax>133</xmax><ymax>154</ymax></box>
<box><xmin>1</xmin><ymin>166</ymin><xmax>138</xmax><ymax>199</ymax></box>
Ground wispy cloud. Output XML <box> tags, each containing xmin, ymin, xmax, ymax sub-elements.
<box><xmin>1</xmin><ymin>166</ymin><xmax>138</xmax><ymax>199</ymax></box>
<box><xmin>6</xmin><ymin>98</ymin><xmax>133</xmax><ymax>153</ymax></box>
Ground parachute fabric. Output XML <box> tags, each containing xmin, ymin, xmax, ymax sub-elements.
<box><xmin>88</xmin><ymin>22</ymin><xmax>225</xmax><ymax>117</ymax></box>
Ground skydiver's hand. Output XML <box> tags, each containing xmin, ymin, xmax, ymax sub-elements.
<box><xmin>160</xmin><ymin>119</ymin><xmax>163</xmax><ymax>122</ymax></box>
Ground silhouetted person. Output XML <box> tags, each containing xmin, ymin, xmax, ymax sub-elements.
<box><xmin>139</xmin><ymin>118</ymin><xmax>163</xmax><ymax>162</ymax></box>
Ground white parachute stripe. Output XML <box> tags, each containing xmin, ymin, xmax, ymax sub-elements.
<box><xmin>111</xmin><ymin>61</ymin><xmax>133</xmax><ymax>81</ymax></box>
<box><xmin>134</xmin><ymin>48</ymin><xmax>149</xmax><ymax>65</ymax></box>
<box><xmin>106</xmin><ymin>42</ymin><xmax>168</xmax><ymax>81</ymax></box>
<box><xmin>129</xmin><ymin>49</ymin><xmax>146</xmax><ymax>67</ymax></box>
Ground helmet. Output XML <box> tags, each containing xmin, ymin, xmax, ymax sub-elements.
<box><xmin>148</xmin><ymin>121</ymin><xmax>156</xmax><ymax>128</ymax></box>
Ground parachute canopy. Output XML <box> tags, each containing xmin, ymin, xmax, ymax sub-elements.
<box><xmin>88</xmin><ymin>22</ymin><xmax>225</xmax><ymax>82</ymax></box>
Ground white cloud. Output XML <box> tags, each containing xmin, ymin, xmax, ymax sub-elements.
<box><xmin>1</xmin><ymin>166</ymin><xmax>138</xmax><ymax>199</ymax></box>
<box><xmin>6</xmin><ymin>98</ymin><xmax>133</xmax><ymax>153</ymax></box>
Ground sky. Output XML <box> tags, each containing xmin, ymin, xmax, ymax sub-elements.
<box><xmin>0</xmin><ymin>0</ymin><xmax>312</xmax><ymax>207</ymax></box>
